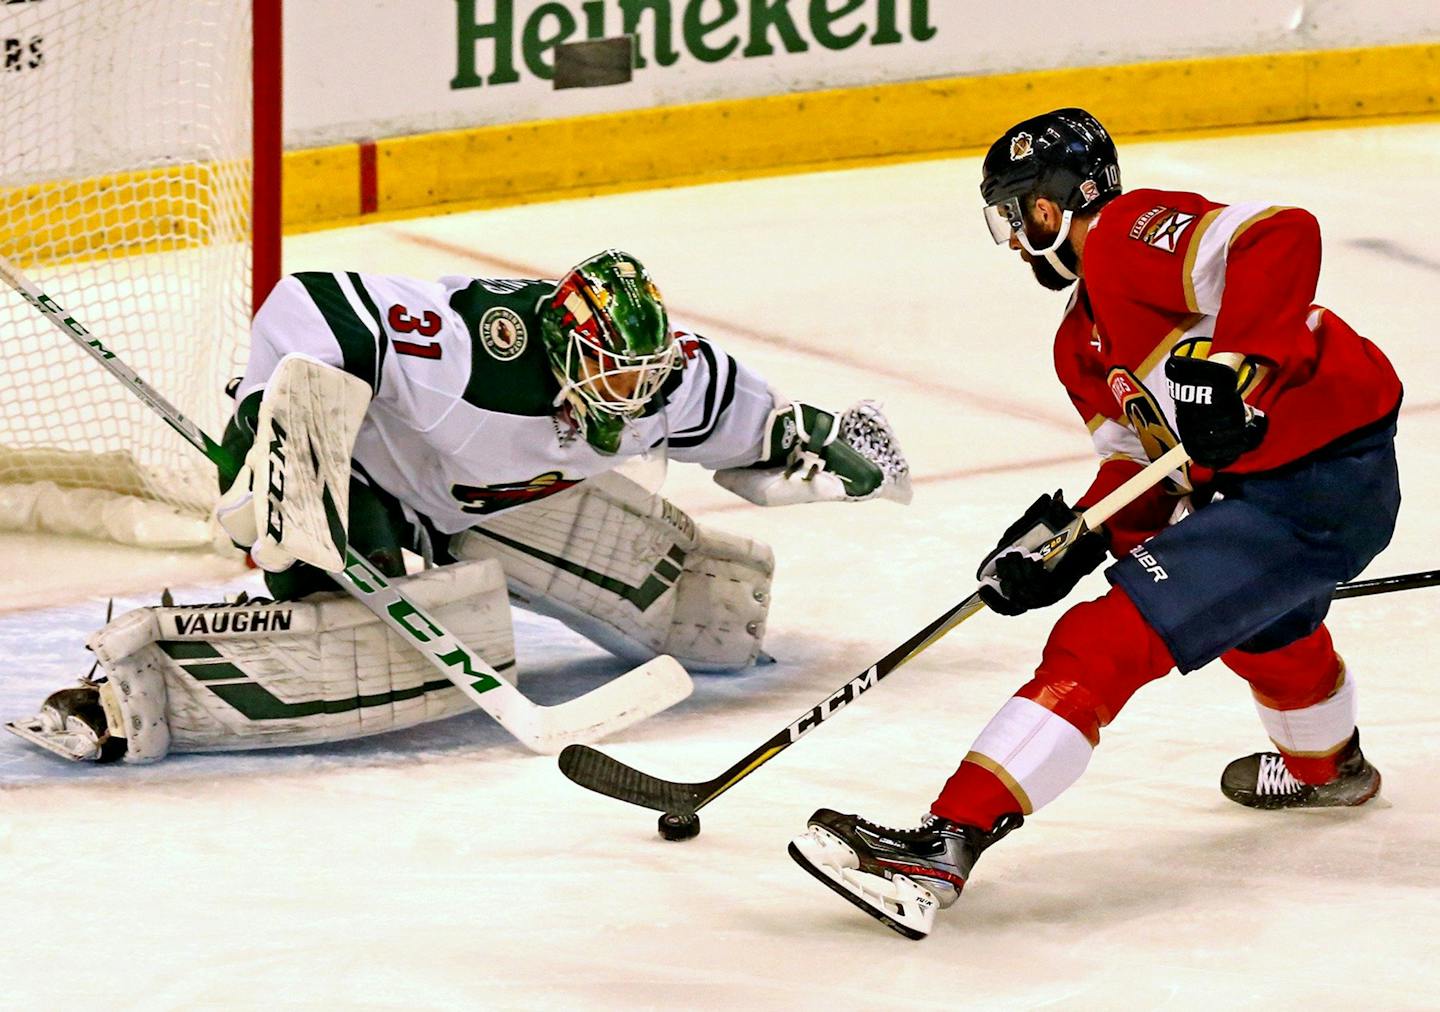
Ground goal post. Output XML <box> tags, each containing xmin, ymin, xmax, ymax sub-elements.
<box><xmin>0</xmin><ymin>0</ymin><xmax>282</xmax><ymax>548</ymax></box>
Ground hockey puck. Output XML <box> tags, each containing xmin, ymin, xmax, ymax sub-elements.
<box><xmin>658</xmin><ymin>812</ymin><xmax>700</xmax><ymax>841</ymax></box>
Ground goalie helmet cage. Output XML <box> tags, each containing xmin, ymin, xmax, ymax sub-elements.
<box><xmin>0</xmin><ymin>0</ymin><xmax>282</xmax><ymax>548</ymax></box>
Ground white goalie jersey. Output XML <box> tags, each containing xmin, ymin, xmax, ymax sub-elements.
<box><xmin>237</xmin><ymin>271</ymin><xmax>778</xmax><ymax>536</ymax></box>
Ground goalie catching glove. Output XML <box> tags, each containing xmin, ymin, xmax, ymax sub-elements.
<box><xmin>714</xmin><ymin>400</ymin><xmax>912</xmax><ymax>507</ymax></box>
<box><xmin>215</xmin><ymin>354</ymin><xmax>371</xmax><ymax>572</ymax></box>
<box><xmin>977</xmin><ymin>490</ymin><xmax>1109</xmax><ymax>616</ymax></box>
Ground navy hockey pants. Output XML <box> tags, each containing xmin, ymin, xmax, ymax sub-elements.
<box><xmin>1107</xmin><ymin>414</ymin><xmax>1401</xmax><ymax>672</ymax></box>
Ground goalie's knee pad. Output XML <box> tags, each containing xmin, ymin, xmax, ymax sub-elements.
<box><xmin>451</xmin><ymin>472</ymin><xmax>773</xmax><ymax>672</ymax></box>
<box><xmin>9</xmin><ymin>561</ymin><xmax>514</xmax><ymax>763</ymax></box>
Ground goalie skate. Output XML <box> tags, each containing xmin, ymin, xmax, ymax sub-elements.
<box><xmin>5</xmin><ymin>683</ymin><xmax>127</xmax><ymax>763</ymax></box>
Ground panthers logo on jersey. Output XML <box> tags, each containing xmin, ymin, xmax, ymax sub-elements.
<box><xmin>1107</xmin><ymin>367</ymin><xmax>1192</xmax><ymax>494</ymax></box>
<box><xmin>452</xmin><ymin>471</ymin><xmax>581</xmax><ymax>515</ymax></box>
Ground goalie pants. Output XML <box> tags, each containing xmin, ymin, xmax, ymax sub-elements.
<box><xmin>934</xmin><ymin>413</ymin><xmax>1400</xmax><ymax>830</ymax></box>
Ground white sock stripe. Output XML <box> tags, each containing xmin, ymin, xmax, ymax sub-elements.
<box><xmin>969</xmin><ymin>697</ymin><xmax>1093</xmax><ymax>813</ymax></box>
<box><xmin>1253</xmin><ymin>669</ymin><xmax>1357</xmax><ymax>755</ymax></box>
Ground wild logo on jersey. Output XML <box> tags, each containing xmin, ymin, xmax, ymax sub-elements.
<box><xmin>452</xmin><ymin>471</ymin><xmax>581</xmax><ymax>515</ymax></box>
<box><xmin>1107</xmin><ymin>367</ymin><xmax>1191</xmax><ymax>493</ymax></box>
<box><xmin>479</xmin><ymin>306</ymin><xmax>528</xmax><ymax>361</ymax></box>
<box><xmin>1128</xmin><ymin>206</ymin><xmax>1195</xmax><ymax>253</ymax></box>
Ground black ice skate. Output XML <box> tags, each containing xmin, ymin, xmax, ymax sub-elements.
<box><xmin>788</xmin><ymin>808</ymin><xmax>1022</xmax><ymax>939</ymax></box>
<box><xmin>1221</xmin><ymin>730</ymin><xmax>1380</xmax><ymax>810</ymax></box>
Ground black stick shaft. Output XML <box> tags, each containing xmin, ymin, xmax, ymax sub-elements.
<box><xmin>557</xmin><ymin>592</ymin><xmax>989</xmax><ymax>815</ymax></box>
<box><xmin>1333</xmin><ymin>569</ymin><xmax>1440</xmax><ymax>600</ymax></box>
<box><xmin>697</xmin><ymin>592</ymin><xmax>987</xmax><ymax>809</ymax></box>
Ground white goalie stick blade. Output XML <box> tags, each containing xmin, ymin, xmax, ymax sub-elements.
<box><xmin>788</xmin><ymin>826</ymin><xmax>939</xmax><ymax>940</ymax></box>
<box><xmin>502</xmin><ymin>654</ymin><xmax>693</xmax><ymax>755</ymax></box>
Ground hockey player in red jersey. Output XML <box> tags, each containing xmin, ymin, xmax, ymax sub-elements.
<box><xmin>790</xmin><ymin>108</ymin><xmax>1403</xmax><ymax>939</ymax></box>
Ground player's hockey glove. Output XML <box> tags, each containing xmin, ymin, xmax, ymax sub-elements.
<box><xmin>976</xmin><ymin>491</ymin><xmax>1109</xmax><ymax>616</ymax></box>
<box><xmin>1164</xmin><ymin>353</ymin><xmax>1267</xmax><ymax>469</ymax></box>
<box><xmin>714</xmin><ymin>401</ymin><xmax>911</xmax><ymax>506</ymax></box>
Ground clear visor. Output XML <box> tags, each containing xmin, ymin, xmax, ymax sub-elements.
<box><xmin>983</xmin><ymin>197</ymin><xmax>1072</xmax><ymax>257</ymax></box>
<box><xmin>566</xmin><ymin>328</ymin><xmax>683</xmax><ymax>417</ymax></box>
<box><xmin>983</xmin><ymin>196</ymin><xmax>1025</xmax><ymax>244</ymax></box>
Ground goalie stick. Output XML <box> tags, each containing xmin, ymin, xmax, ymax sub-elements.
<box><xmin>0</xmin><ymin>257</ymin><xmax>692</xmax><ymax>755</ymax></box>
<box><xmin>559</xmin><ymin>444</ymin><xmax>1191</xmax><ymax>815</ymax></box>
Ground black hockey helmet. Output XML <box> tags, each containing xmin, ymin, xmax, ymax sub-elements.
<box><xmin>980</xmin><ymin>108</ymin><xmax>1121</xmax><ymax>245</ymax></box>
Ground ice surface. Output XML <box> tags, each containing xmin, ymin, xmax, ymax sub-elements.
<box><xmin>2</xmin><ymin>120</ymin><xmax>1438</xmax><ymax>1009</ymax></box>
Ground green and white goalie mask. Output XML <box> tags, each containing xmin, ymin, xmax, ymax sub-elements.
<box><xmin>539</xmin><ymin>250</ymin><xmax>683</xmax><ymax>454</ymax></box>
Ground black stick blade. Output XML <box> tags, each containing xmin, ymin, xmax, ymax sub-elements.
<box><xmin>558</xmin><ymin>744</ymin><xmax>706</xmax><ymax>815</ymax></box>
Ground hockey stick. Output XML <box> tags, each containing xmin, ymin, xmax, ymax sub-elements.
<box><xmin>558</xmin><ymin>444</ymin><xmax>1191</xmax><ymax>816</ymax></box>
<box><xmin>0</xmin><ymin>257</ymin><xmax>692</xmax><ymax>755</ymax></box>
<box><xmin>1334</xmin><ymin>568</ymin><xmax>1440</xmax><ymax>600</ymax></box>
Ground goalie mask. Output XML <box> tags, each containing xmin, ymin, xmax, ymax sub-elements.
<box><xmin>539</xmin><ymin>250</ymin><xmax>683</xmax><ymax>454</ymax></box>
<box><xmin>980</xmin><ymin>108</ymin><xmax>1121</xmax><ymax>288</ymax></box>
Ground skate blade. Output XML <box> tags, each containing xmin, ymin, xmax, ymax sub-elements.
<box><xmin>788</xmin><ymin>827</ymin><xmax>937</xmax><ymax>940</ymax></box>
<box><xmin>4</xmin><ymin>717</ymin><xmax>95</xmax><ymax>761</ymax></box>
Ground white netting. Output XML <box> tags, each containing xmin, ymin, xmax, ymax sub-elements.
<box><xmin>0</xmin><ymin>0</ymin><xmax>257</xmax><ymax>546</ymax></box>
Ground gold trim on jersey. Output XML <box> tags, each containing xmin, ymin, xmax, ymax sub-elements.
<box><xmin>1228</xmin><ymin>205</ymin><xmax>1296</xmax><ymax>249</ymax></box>
<box><xmin>1136</xmin><ymin>313</ymin><xmax>1207</xmax><ymax>381</ymax></box>
<box><xmin>1182</xmin><ymin>208</ymin><xmax>1225</xmax><ymax>313</ymax></box>
<box><xmin>1086</xmin><ymin>413</ymin><xmax>1107</xmax><ymax>433</ymax></box>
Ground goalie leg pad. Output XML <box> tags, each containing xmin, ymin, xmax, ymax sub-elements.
<box><xmin>59</xmin><ymin>561</ymin><xmax>515</xmax><ymax>762</ymax></box>
<box><xmin>452</xmin><ymin>472</ymin><xmax>773</xmax><ymax>672</ymax></box>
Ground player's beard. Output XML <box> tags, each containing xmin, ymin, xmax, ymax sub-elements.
<box><xmin>1020</xmin><ymin>222</ymin><xmax>1079</xmax><ymax>291</ymax></box>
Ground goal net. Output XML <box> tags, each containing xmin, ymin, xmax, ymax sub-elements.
<box><xmin>0</xmin><ymin>0</ymin><xmax>280</xmax><ymax>548</ymax></box>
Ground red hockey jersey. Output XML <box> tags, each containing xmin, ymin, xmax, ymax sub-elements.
<box><xmin>1056</xmin><ymin>188</ymin><xmax>1402</xmax><ymax>555</ymax></box>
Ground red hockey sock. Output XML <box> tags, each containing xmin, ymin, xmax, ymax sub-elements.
<box><xmin>1222</xmin><ymin>625</ymin><xmax>1349</xmax><ymax>784</ymax></box>
<box><xmin>1222</xmin><ymin>624</ymin><xmax>1341</xmax><ymax>710</ymax></box>
<box><xmin>1281</xmin><ymin>747</ymin><xmax>1347</xmax><ymax>785</ymax></box>
<box><xmin>931</xmin><ymin>589</ymin><xmax>1175</xmax><ymax>830</ymax></box>
<box><xmin>931</xmin><ymin>760</ymin><xmax>1022</xmax><ymax>833</ymax></box>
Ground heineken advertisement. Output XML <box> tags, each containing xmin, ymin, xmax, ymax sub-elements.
<box><xmin>267</xmin><ymin>0</ymin><xmax>1434</xmax><ymax>146</ymax></box>
<box><xmin>451</xmin><ymin>0</ymin><xmax>938</xmax><ymax>88</ymax></box>
<box><xmin>284</xmin><ymin>0</ymin><xmax>968</xmax><ymax>145</ymax></box>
